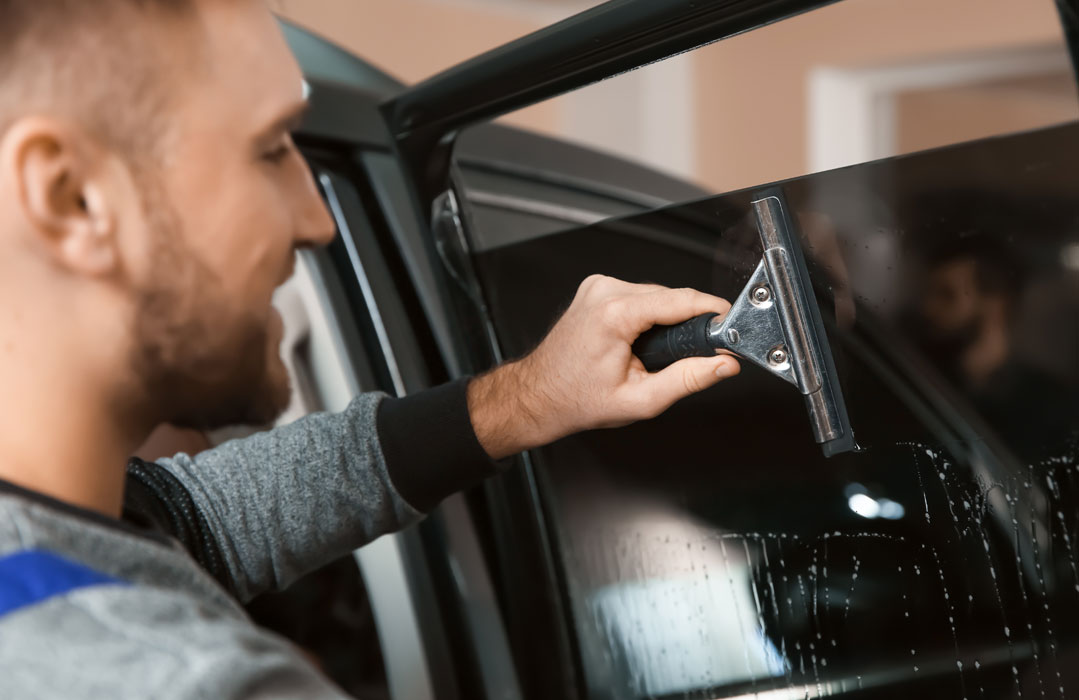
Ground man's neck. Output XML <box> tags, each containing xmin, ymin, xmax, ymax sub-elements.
<box><xmin>0</xmin><ymin>368</ymin><xmax>149</xmax><ymax>520</ymax></box>
<box><xmin>961</xmin><ymin>317</ymin><xmax>1011</xmax><ymax>389</ymax></box>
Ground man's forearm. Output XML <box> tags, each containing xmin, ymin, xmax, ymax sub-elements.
<box><xmin>467</xmin><ymin>358</ymin><xmax>553</xmax><ymax>461</ymax></box>
<box><xmin>154</xmin><ymin>393</ymin><xmax>423</xmax><ymax>602</ymax></box>
<box><xmin>142</xmin><ymin>381</ymin><xmax>505</xmax><ymax>602</ymax></box>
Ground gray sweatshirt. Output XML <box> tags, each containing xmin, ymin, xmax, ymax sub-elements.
<box><xmin>0</xmin><ymin>380</ymin><xmax>499</xmax><ymax>699</ymax></box>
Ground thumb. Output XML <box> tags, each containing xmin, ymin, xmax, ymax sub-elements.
<box><xmin>645</xmin><ymin>355</ymin><xmax>741</xmax><ymax>413</ymax></box>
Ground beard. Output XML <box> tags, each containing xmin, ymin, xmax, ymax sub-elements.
<box><xmin>129</xmin><ymin>181</ymin><xmax>291</xmax><ymax>431</ymax></box>
<box><xmin>918</xmin><ymin>315</ymin><xmax>981</xmax><ymax>384</ymax></box>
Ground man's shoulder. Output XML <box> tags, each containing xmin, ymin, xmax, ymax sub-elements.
<box><xmin>0</xmin><ymin>572</ymin><xmax>343</xmax><ymax>699</ymax></box>
<box><xmin>0</xmin><ymin>576</ymin><xmax>182</xmax><ymax>698</ymax></box>
<box><xmin>0</xmin><ymin>548</ymin><xmax>128</xmax><ymax>618</ymax></box>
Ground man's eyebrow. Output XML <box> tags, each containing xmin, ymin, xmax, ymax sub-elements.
<box><xmin>258</xmin><ymin>100</ymin><xmax>310</xmax><ymax>140</ymax></box>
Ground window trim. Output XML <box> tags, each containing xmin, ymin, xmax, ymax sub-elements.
<box><xmin>809</xmin><ymin>44</ymin><xmax>1076</xmax><ymax>173</ymax></box>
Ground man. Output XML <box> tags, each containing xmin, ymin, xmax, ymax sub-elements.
<box><xmin>0</xmin><ymin>0</ymin><xmax>739</xmax><ymax>697</ymax></box>
<box><xmin>918</xmin><ymin>235</ymin><xmax>1078</xmax><ymax>461</ymax></box>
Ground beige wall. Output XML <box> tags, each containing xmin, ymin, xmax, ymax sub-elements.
<box><xmin>896</xmin><ymin>73</ymin><xmax>1079</xmax><ymax>154</ymax></box>
<box><xmin>277</xmin><ymin>0</ymin><xmax>1078</xmax><ymax>193</ymax></box>
<box><xmin>694</xmin><ymin>0</ymin><xmax>1074</xmax><ymax>192</ymax></box>
<box><xmin>276</xmin><ymin>0</ymin><xmax>538</xmax><ymax>83</ymax></box>
<box><xmin>274</xmin><ymin>0</ymin><xmax>560</xmax><ymax>135</ymax></box>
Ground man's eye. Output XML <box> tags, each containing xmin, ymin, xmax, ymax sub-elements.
<box><xmin>263</xmin><ymin>134</ymin><xmax>296</xmax><ymax>164</ymax></box>
<box><xmin>263</xmin><ymin>143</ymin><xmax>292</xmax><ymax>164</ymax></box>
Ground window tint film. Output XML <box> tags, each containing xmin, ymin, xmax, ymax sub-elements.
<box><xmin>473</xmin><ymin>123</ymin><xmax>1079</xmax><ymax>698</ymax></box>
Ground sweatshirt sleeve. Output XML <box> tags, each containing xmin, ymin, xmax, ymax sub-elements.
<box><xmin>145</xmin><ymin>378</ymin><xmax>501</xmax><ymax>603</ymax></box>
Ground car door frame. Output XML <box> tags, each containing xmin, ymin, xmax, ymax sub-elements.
<box><xmin>372</xmin><ymin>0</ymin><xmax>1079</xmax><ymax>697</ymax></box>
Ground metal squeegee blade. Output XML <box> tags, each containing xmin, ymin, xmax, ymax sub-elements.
<box><xmin>752</xmin><ymin>191</ymin><xmax>857</xmax><ymax>457</ymax></box>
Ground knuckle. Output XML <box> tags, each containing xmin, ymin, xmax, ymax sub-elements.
<box><xmin>598</xmin><ymin>297</ymin><xmax>628</xmax><ymax>325</ymax></box>
<box><xmin>676</xmin><ymin>287</ymin><xmax>699</xmax><ymax>304</ymax></box>
<box><xmin>579</xmin><ymin>274</ymin><xmax>609</xmax><ymax>297</ymax></box>
<box><xmin>682</xmin><ymin>366</ymin><xmax>706</xmax><ymax>394</ymax></box>
<box><xmin>664</xmin><ymin>287</ymin><xmax>696</xmax><ymax>309</ymax></box>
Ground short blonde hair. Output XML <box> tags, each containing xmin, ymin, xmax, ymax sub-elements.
<box><xmin>0</xmin><ymin>0</ymin><xmax>197</xmax><ymax>159</ymax></box>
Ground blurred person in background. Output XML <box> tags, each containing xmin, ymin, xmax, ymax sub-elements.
<box><xmin>917</xmin><ymin>234</ymin><xmax>1078</xmax><ymax>459</ymax></box>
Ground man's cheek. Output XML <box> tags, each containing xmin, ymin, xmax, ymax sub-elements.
<box><xmin>269</xmin><ymin>306</ymin><xmax>285</xmax><ymax>341</ymax></box>
<box><xmin>242</xmin><ymin>223</ymin><xmax>292</xmax><ymax>300</ymax></box>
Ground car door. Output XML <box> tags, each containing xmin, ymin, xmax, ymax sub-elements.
<box><xmin>462</xmin><ymin>120</ymin><xmax>1079</xmax><ymax>700</ymax></box>
<box><xmin>378</xmin><ymin>1</ymin><xmax>1079</xmax><ymax>698</ymax></box>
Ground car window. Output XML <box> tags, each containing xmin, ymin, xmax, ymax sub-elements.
<box><xmin>464</xmin><ymin>0</ymin><xmax>1077</xmax><ymax>200</ymax></box>
<box><xmin>471</xmin><ymin>119</ymin><xmax>1079</xmax><ymax>698</ymax></box>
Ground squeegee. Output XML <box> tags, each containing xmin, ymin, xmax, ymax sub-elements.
<box><xmin>633</xmin><ymin>193</ymin><xmax>857</xmax><ymax>457</ymax></box>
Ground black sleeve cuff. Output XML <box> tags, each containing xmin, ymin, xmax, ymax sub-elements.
<box><xmin>376</xmin><ymin>378</ymin><xmax>502</xmax><ymax>512</ymax></box>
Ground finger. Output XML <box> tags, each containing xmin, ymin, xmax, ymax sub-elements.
<box><xmin>599</xmin><ymin>279</ymin><xmax>669</xmax><ymax>296</ymax></box>
<box><xmin>624</xmin><ymin>282</ymin><xmax>670</xmax><ymax>296</ymax></box>
<box><xmin>618</xmin><ymin>288</ymin><xmax>733</xmax><ymax>336</ymax></box>
<box><xmin>580</xmin><ymin>274</ymin><xmax>669</xmax><ymax>300</ymax></box>
<box><xmin>640</xmin><ymin>355</ymin><xmax>741</xmax><ymax>413</ymax></box>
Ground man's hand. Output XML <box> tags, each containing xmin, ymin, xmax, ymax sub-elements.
<box><xmin>468</xmin><ymin>275</ymin><xmax>740</xmax><ymax>460</ymax></box>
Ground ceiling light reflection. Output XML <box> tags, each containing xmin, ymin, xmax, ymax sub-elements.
<box><xmin>847</xmin><ymin>492</ymin><xmax>905</xmax><ymax>520</ymax></box>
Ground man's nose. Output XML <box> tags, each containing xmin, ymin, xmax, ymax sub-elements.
<box><xmin>293</xmin><ymin>170</ymin><xmax>337</xmax><ymax>249</ymax></box>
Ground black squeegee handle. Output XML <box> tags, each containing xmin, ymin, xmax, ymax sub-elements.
<box><xmin>632</xmin><ymin>313</ymin><xmax>720</xmax><ymax>372</ymax></box>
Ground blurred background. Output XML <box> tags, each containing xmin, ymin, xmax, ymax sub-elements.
<box><xmin>275</xmin><ymin>0</ymin><xmax>1079</xmax><ymax>194</ymax></box>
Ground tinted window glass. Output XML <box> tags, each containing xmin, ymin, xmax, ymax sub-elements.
<box><xmin>474</xmin><ymin>123</ymin><xmax>1079</xmax><ymax>698</ymax></box>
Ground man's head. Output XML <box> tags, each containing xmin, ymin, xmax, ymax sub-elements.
<box><xmin>0</xmin><ymin>0</ymin><xmax>335</xmax><ymax>432</ymax></box>
<box><xmin>921</xmin><ymin>236</ymin><xmax>1024</xmax><ymax>343</ymax></box>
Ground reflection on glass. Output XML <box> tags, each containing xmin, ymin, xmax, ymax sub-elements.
<box><xmin>476</xmin><ymin>121</ymin><xmax>1079</xmax><ymax>698</ymax></box>
<box><xmin>580</xmin><ymin>502</ymin><xmax>787</xmax><ymax>697</ymax></box>
<box><xmin>911</xmin><ymin>232</ymin><xmax>1077</xmax><ymax>460</ymax></box>
<box><xmin>846</xmin><ymin>484</ymin><xmax>906</xmax><ymax>520</ymax></box>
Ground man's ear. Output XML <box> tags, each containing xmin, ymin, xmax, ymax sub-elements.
<box><xmin>3</xmin><ymin>116</ymin><xmax>120</xmax><ymax>277</ymax></box>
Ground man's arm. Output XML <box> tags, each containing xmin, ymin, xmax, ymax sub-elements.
<box><xmin>138</xmin><ymin>380</ymin><xmax>495</xmax><ymax>604</ymax></box>
<box><xmin>129</xmin><ymin>276</ymin><xmax>738</xmax><ymax>602</ymax></box>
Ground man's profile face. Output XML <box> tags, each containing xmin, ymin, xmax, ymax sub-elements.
<box><xmin>922</xmin><ymin>259</ymin><xmax>983</xmax><ymax>344</ymax></box>
<box><xmin>129</xmin><ymin>0</ymin><xmax>335</xmax><ymax>429</ymax></box>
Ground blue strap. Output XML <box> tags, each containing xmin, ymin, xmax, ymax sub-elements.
<box><xmin>0</xmin><ymin>550</ymin><xmax>128</xmax><ymax>619</ymax></box>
